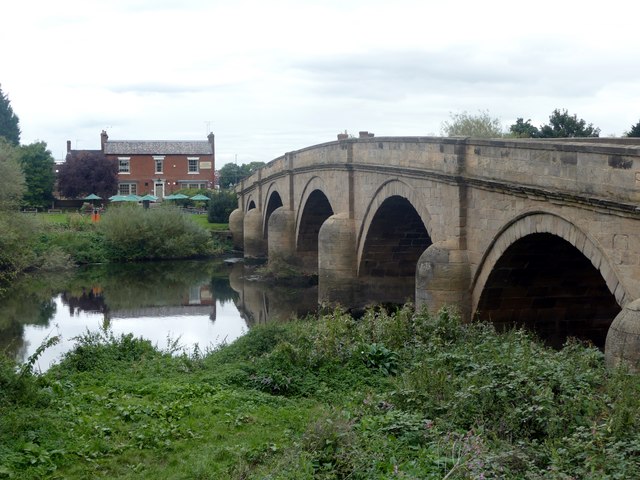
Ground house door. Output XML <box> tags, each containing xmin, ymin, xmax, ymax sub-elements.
<box><xmin>154</xmin><ymin>182</ymin><xmax>165</xmax><ymax>199</ymax></box>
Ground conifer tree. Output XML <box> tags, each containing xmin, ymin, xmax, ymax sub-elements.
<box><xmin>0</xmin><ymin>84</ymin><xmax>21</xmax><ymax>146</ymax></box>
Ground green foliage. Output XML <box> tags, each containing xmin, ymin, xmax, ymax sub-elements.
<box><xmin>0</xmin><ymin>335</ymin><xmax>59</xmax><ymax>407</ymax></box>
<box><xmin>0</xmin><ymin>212</ymin><xmax>40</xmax><ymax>294</ymax></box>
<box><xmin>218</xmin><ymin>161</ymin><xmax>266</xmax><ymax>189</ymax></box>
<box><xmin>56</xmin><ymin>320</ymin><xmax>161</xmax><ymax>373</ymax></box>
<box><xmin>0</xmin><ymin>83</ymin><xmax>20</xmax><ymax>145</ymax></box>
<box><xmin>539</xmin><ymin>108</ymin><xmax>600</xmax><ymax>138</ymax></box>
<box><xmin>1</xmin><ymin>305</ymin><xmax>640</xmax><ymax>479</ymax></box>
<box><xmin>0</xmin><ymin>138</ymin><xmax>25</xmax><ymax>210</ymax></box>
<box><xmin>18</xmin><ymin>141</ymin><xmax>56</xmax><ymax>209</ymax></box>
<box><xmin>509</xmin><ymin>117</ymin><xmax>541</xmax><ymax>138</ymax></box>
<box><xmin>208</xmin><ymin>189</ymin><xmax>238</xmax><ymax>223</ymax></box>
<box><xmin>441</xmin><ymin>110</ymin><xmax>504</xmax><ymax>137</ymax></box>
<box><xmin>361</xmin><ymin>343</ymin><xmax>398</xmax><ymax>376</ymax></box>
<box><xmin>625</xmin><ymin>119</ymin><xmax>640</xmax><ymax>137</ymax></box>
<box><xmin>99</xmin><ymin>205</ymin><xmax>216</xmax><ymax>262</ymax></box>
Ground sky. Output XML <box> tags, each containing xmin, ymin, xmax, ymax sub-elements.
<box><xmin>2</xmin><ymin>0</ymin><xmax>640</xmax><ymax>167</ymax></box>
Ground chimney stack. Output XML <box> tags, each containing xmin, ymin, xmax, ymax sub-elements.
<box><xmin>100</xmin><ymin>130</ymin><xmax>109</xmax><ymax>152</ymax></box>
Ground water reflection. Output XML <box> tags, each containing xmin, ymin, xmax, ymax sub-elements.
<box><xmin>0</xmin><ymin>259</ymin><xmax>318</xmax><ymax>370</ymax></box>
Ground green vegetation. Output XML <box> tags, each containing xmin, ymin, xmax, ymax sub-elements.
<box><xmin>0</xmin><ymin>83</ymin><xmax>20</xmax><ymax>145</ymax></box>
<box><xmin>441</xmin><ymin>110</ymin><xmax>504</xmax><ymax>138</ymax></box>
<box><xmin>0</xmin><ymin>207</ymin><xmax>231</xmax><ymax>295</ymax></box>
<box><xmin>510</xmin><ymin>109</ymin><xmax>601</xmax><ymax>138</ymax></box>
<box><xmin>2</xmin><ymin>306</ymin><xmax>639</xmax><ymax>479</ymax></box>
<box><xmin>207</xmin><ymin>189</ymin><xmax>237</xmax><ymax>223</ymax></box>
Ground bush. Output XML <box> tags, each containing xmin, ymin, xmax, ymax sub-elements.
<box><xmin>56</xmin><ymin>321</ymin><xmax>160</xmax><ymax>373</ymax></box>
<box><xmin>208</xmin><ymin>190</ymin><xmax>237</xmax><ymax>223</ymax></box>
<box><xmin>100</xmin><ymin>205</ymin><xmax>215</xmax><ymax>261</ymax></box>
<box><xmin>0</xmin><ymin>212</ymin><xmax>40</xmax><ymax>294</ymax></box>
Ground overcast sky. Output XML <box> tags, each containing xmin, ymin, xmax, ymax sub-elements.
<box><xmin>2</xmin><ymin>0</ymin><xmax>640</xmax><ymax>167</ymax></box>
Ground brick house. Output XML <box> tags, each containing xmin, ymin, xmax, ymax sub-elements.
<box><xmin>67</xmin><ymin>130</ymin><xmax>216</xmax><ymax>199</ymax></box>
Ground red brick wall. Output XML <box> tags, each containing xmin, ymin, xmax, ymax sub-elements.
<box><xmin>107</xmin><ymin>153</ymin><xmax>215</xmax><ymax>195</ymax></box>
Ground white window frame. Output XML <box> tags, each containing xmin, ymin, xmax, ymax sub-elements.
<box><xmin>118</xmin><ymin>157</ymin><xmax>130</xmax><ymax>174</ymax></box>
<box><xmin>118</xmin><ymin>182</ymin><xmax>137</xmax><ymax>195</ymax></box>
<box><xmin>188</xmin><ymin>157</ymin><xmax>199</xmax><ymax>174</ymax></box>
<box><xmin>153</xmin><ymin>156</ymin><xmax>164</xmax><ymax>174</ymax></box>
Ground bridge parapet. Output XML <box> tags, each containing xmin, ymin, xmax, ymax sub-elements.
<box><xmin>239</xmin><ymin>137</ymin><xmax>640</xmax><ymax>209</ymax></box>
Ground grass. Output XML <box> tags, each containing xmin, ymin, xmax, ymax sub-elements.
<box><xmin>1</xmin><ymin>306</ymin><xmax>639</xmax><ymax>479</ymax></box>
<box><xmin>38</xmin><ymin>209</ymin><xmax>228</xmax><ymax>231</ymax></box>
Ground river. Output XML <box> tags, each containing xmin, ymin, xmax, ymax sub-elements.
<box><xmin>0</xmin><ymin>259</ymin><xmax>318</xmax><ymax>371</ymax></box>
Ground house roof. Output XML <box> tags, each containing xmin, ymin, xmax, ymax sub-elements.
<box><xmin>104</xmin><ymin>140</ymin><xmax>213</xmax><ymax>156</ymax></box>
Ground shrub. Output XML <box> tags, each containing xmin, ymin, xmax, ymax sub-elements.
<box><xmin>100</xmin><ymin>205</ymin><xmax>215</xmax><ymax>262</ymax></box>
<box><xmin>208</xmin><ymin>190</ymin><xmax>237</xmax><ymax>223</ymax></box>
<box><xmin>56</xmin><ymin>321</ymin><xmax>160</xmax><ymax>373</ymax></box>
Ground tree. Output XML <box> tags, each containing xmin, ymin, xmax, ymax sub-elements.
<box><xmin>207</xmin><ymin>190</ymin><xmax>238</xmax><ymax>223</ymax></box>
<box><xmin>218</xmin><ymin>161</ymin><xmax>266</xmax><ymax>189</ymax></box>
<box><xmin>0</xmin><ymin>84</ymin><xmax>20</xmax><ymax>146</ymax></box>
<box><xmin>509</xmin><ymin>118</ymin><xmax>540</xmax><ymax>138</ymax></box>
<box><xmin>0</xmin><ymin>139</ymin><xmax>25</xmax><ymax>210</ymax></box>
<box><xmin>58</xmin><ymin>151</ymin><xmax>118</xmax><ymax>199</ymax></box>
<box><xmin>624</xmin><ymin>120</ymin><xmax>640</xmax><ymax>137</ymax></box>
<box><xmin>19</xmin><ymin>142</ymin><xmax>55</xmax><ymax>209</ymax></box>
<box><xmin>441</xmin><ymin>110</ymin><xmax>504</xmax><ymax>138</ymax></box>
<box><xmin>538</xmin><ymin>109</ymin><xmax>600</xmax><ymax>138</ymax></box>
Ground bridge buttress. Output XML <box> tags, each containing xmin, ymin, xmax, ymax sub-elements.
<box><xmin>416</xmin><ymin>242</ymin><xmax>471</xmax><ymax>320</ymax></box>
<box><xmin>605</xmin><ymin>299</ymin><xmax>640</xmax><ymax>373</ymax></box>
<box><xmin>267</xmin><ymin>207</ymin><xmax>296</xmax><ymax>266</ymax></box>
<box><xmin>229</xmin><ymin>208</ymin><xmax>244</xmax><ymax>251</ymax></box>
<box><xmin>318</xmin><ymin>213</ymin><xmax>357</xmax><ymax>307</ymax></box>
<box><xmin>243</xmin><ymin>208</ymin><xmax>267</xmax><ymax>258</ymax></box>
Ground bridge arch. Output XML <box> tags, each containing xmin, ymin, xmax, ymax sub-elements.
<box><xmin>357</xmin><ymin>179</ymin><xmax>434</xmax><ymax>273</ymax></box>
<box><xmin>262</xmin><ymin>186</ymin><xmax>284</xmax><ymax>240</ymax></box>
<box><xmin>295</xmin><ymin>177</ymin><xmax>335</xmax><ymax>272</ymax></box>
<box><xmin>246</xmin><ymin>198</ymin><xmax>256</xmax><ymax>211</ymax></box>
<box><xmin>473</xmin><ymin>212</ymin><xmax>625</xmax><ymax>348</ymax></box>
<box><xmin>356</xmin><ymin>180</ymin><xmax>433</xmax><ymax>305</ymax></box>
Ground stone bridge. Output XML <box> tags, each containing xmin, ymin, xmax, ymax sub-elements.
<box><xmin>230</xmin><ymin>133</ymin><xmax>640</xmax><ymax>370</ymax></box>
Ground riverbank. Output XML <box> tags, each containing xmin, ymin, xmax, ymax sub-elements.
<box><xmin>0</xmin><ymin>207</ymin><xmax>233</xmax><ymax>296</ymax></box>
<box><xmin>2</xmin><ymin>305</ymin><xmax>638</xmax><ymax>479</ymax></box>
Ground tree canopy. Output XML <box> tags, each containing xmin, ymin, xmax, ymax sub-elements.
<box><xmin>538</xmin><ymin>109</ymin><xmax>600</xmax><ymax>138</ymax></box>
<box><xmin>19</xmin><ymin>142</ymin><xmax>56</xmax><ymax>209</ymax></box>
<box><xmin>0</xmin><ymin>139</ymin><xmax>25</xmax><ymax>210</ymax></box>
<box><xmin>218</xmin><ymin>161</ymin><xmax>266</xmax><ymax>189</ymax></box>
<box><xmin>441</xmin><ymin>111</ymin><xmax>504</xmax><ymax>138</ymax></box>
<box><xmin>58</xmin><ymin>151</ymin><xmax>118</xmax><ymax>200</ymax></box>
<box><xmin>0</xmin><ymin>84</ymin><xmax>20</xmax><ymax>146</ymax></box>
<box><xmin>625</xmin><ymin>120</ymin><xmax>640</xmax><ymax>137</ymax></box>
<box><xmin>509</xmin><ymin>118</ymin><xmax>540</xmax><ymax>138</ymax></box>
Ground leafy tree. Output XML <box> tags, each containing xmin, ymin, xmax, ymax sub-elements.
<box><xmin>539</xmin><ymin>109</ymin><xmax>600</xmax><ymax>138</ymax></box>
<box><xmin>19</xmin><ymin>142</ymin><xmax>55</xmax><ymax>209</ymax></box>
<box><xmin>58</xmin><ymin>151</ymin><xmax>118</xmax><ymax>200</ymax></box>
<box><xmin>624</xmin><ymin>120</ymin><xmax>640</xmax><ymax>137</ymax></box>
<box><xmin>441</xmin><ymin>110</ymin><xmax>504</xmax><ymax>138</ymax></box>
<box><xmin>218</xmin><ymin>161</ymin><xmax>266</xmax><ymax>189</ymax></box>
<box><xmin>0</xmin><ymin>139</ymin><xmax>25</xmax><ymax>210</ymax></box>
<box><xmin>208</xmin><ymin>190</ymin><xmax>238</xmax><ymax>223</ymax></box>
<box><xmin>0</xmin><ymin>84</ymin><xmax>20</xmax><ymax>146</ymax></box>
<box><xmin>509</xmin><ymin>118</ymin><xmax>540</xmax><ymax>138</ymax></box>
